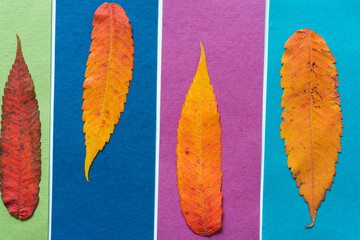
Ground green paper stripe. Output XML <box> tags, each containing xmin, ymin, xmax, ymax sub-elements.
<box><xmin>0</xmin><ymin>1</ymin><xmax>51</xmax><ymax>239</ymax></box>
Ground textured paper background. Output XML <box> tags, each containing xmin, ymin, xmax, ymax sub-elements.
<box><xmin>262</xmin><ymin>1</ymin><xmax>360</xmax><ymax>239</ymax></box>
<box><xmin>157</xmin><ymin>1</ymin><xmax>265</xmax><ymax>239</ymax></box>
<box><xmin>52</xmin><ymin>1</ymin><xmax>157</xmax><ymax>239</ymax></box>
<box><xmin>0</xmin><ymin>1</ymin><xmax>50</xmax><ymax>240</ymax></box>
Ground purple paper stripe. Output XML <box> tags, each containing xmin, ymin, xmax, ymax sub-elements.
<box><xmin>157</xmin><ymin>1</ymin><xmax>265</xmax><ymax>239</ymax></box>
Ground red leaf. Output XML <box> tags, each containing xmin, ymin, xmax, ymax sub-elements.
<box><xmin>0</xmin><ymin>35</ymin><xmax>41</xmax><ymax>220</ymax></box>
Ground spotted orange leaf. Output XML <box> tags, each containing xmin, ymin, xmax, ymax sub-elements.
<box><xmin>0</xmin><ymin>35</ymin><xmax>41</xmax><ymax>219</ymax></box>
<box><xmin>176</xmin><ymin>43</ymin><xmax>222</xmax><ymax>236</ymax></box>
<box><xmin>82</xmin><ymin>2</ymin><xmax>134</xmax><ymax>181</ymax></box>
<box><xmin>280</xmin><ymin>28</ymin><xmax>342</xmax><ymax>228</ymax></box>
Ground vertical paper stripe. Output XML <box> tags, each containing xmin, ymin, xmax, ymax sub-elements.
<box><xmin>153</xmin><ymin>0</ymin><xmax>164</xmax><ymax>238</ymax></box>
<box><xmin>262</xmin><ymin>0</ymin><xmax>360</xmax><ymax>239</ymax></box>
<box><xmin>48</xmin><ymin>0</ymin><xmax>56</xmax><ymax>238</ymax></box>
<box><xmin>157</xmin><ymin>1</ymin><xmax>265</xmax><ymax>239</ymax></box>
<box><xmin>0</xmin><ymin>1</ymin><xmax>51</xmax><ymax>239</ymax></box>
<box><xmin>52</xmin><ymin>1</ymin><xmax>158</xmax><ymax>239</ymax></box>
<box><xmin>260</xmin><ymin>0</ymin><xmax>270</xmax><ymax>239</ymax></box>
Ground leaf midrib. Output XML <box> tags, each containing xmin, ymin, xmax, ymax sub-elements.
<box><xmin>308</xmin><ymin>29</ymin><xmax>315</xmax><ymax>206</ymax></box>
<box><xmin>94</xmin><ymin>4</ymin><xmax>113</xmax><ymax>141</ymax></box>
<box><xmin>197</xmin><ymin>73</ymin><xmax>208</xmax><ymax>237</ymax></box>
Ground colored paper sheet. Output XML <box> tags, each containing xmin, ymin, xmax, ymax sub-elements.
<box><xmin>157</xmin><ymin>1</ymin><xmax>265</xmax><ymax>239</ymax></box>
<box><xmin>52</xmin><ymin>1</ymin><xmax>157</xmax><ymax>239</ymax></box>
<box><xmin>262</xmin><ymin>1</ymin><xmax>360</xmax><ymax>239</ymax></box>
<box><xmin>0</xmin><ymin>1</ymin><xmax>51</xmax><ymax>240</ymax></box>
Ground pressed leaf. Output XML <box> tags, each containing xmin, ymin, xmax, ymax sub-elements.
<box><xmin>82</xmin><ymin>2</ymin><xmax>134</xmax><ymax>181</ymax></box>
<box><xmin>0</xmin><ymin>35</ymin><xmax>41</xmax><ymax>220</ymax></box>
<box><xmin>280</xmin><ymin>28</ymin><xmax>342</xmax><ymax>228</ymax></box>
<box><xmin>176</xmin><ymin>43</ymin><xmax>223</xmax><ymax>236</ymax></box>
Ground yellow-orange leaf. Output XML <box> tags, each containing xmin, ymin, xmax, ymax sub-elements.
<box><xmin>82</xmin><ymin>2</ymin><xmax>134</xmax><ymax>181</ymax></box>
<box><xmin>280</xmin><ymin>28</ymin><xmax>342</xmax><ymax>228</ymax></box>
<box><xmin>176</xmin><ymin>43</ymin><xmax>223</xmax><ymax>236</ymax></box>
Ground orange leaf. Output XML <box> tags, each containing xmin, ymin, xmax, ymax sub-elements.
<box><xmin>176</xmin><ymin>43</ymin><xmax>223</xmax><ymax>236</ymax></box>
<box><xmin>280</xmin><ymin>28</ymin><xmax>342</xmax><ymax>228</ymax></box>
<box><xmin>0</xmin><ymin>35</ymin><xmax>41</xmax><ymax>219</ymax></box>
<box><xmin>82</xmin><ymin>2</ymin><xmax>134</xmax><ymax>181</ymax></box>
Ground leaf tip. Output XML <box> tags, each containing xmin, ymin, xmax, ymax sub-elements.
<box><xmin>306</xmin><ymin>208</ymin><xmax>316</xmax><ymax>228</ymax></box>
<box><xmin>197</xmin><ymin>42</ymin><xmax>208</xmax><ymax>74</ymax></box>
<box><xmin>84</xmin><ymin>153</ymin><xmax>92</xmax><ymax>182</ymax></box>
<box><xmin>305</xmin><ymin>221</ymin><xmax>315</xmax><ymax>229</ymax></box>
<box><xmin>84</xmin><ymin>147</ymin><xmax>99</xmax><ymax>182</ymax></box>
<box><xmin>85</xmin><ymin>172</ymin><xmax>90</xmax><ymax>182</ymax></box>
<box><xmin>15</xmin><ymin>34</ymin><xmax>25</xmax><ymax>62</ymax></box>
<box><xmin>85</xmin><ymin>160</ymin><xmax>90</xmax><ymax>182</ymax></box>
<box><xmin>16</xmin><ymin>34</ymin><xmax>21</xmax><ymax>52</ymax></box>
<box><xmin>199</xmin><ymin>42</ymin><xmax>205</xmax><ymax>61</ymax></box>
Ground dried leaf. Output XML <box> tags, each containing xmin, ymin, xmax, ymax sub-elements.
<box><xmin>82</xmin><ymin>2</ymin><xmax>134</xmax><ymax>181</ymax></box>
<box><xmin>0</xmin><ymin>35</ymin><xmax>41</xmax><ymax>220</ymax></box>
<box><xmin>176</xmin><ymin>43</ymin><xmax>223</xmax><ymax>236</ymax></box>
<box><xmin>280</xmin><ymin>28</ymin><xmax>342</xmax><ymax>228</ymax></box>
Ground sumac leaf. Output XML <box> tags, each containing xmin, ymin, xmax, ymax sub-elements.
<box><xmin>82</xmin><ymin>2</ymin><xmax>134</xmax><ymax>181</ymax></box>
<box><xmin>176</xmin><ymin>43</ymin><xmax>223</xmax><ymax>236</ymax></box>
<box><xmin>280</xmin><ymin>28</ymin><xmax>342</xmax><ymax>228</ymax></box>
<box><xmin>0</xmin><ymin>35</ymin><xmax>41</xmax><ymax>220</ymax></box>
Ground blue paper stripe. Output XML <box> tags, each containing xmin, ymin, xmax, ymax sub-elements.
<box><xmin>52</xmin><ymin>1</ymin><xmax>158</xmax><ymax>239</ymax></box>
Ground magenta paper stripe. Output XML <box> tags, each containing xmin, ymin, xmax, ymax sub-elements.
<box><xmin>157</xmin><ymin>1</ymin><xmax>265</xmax><ymax>239</ymax></box>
